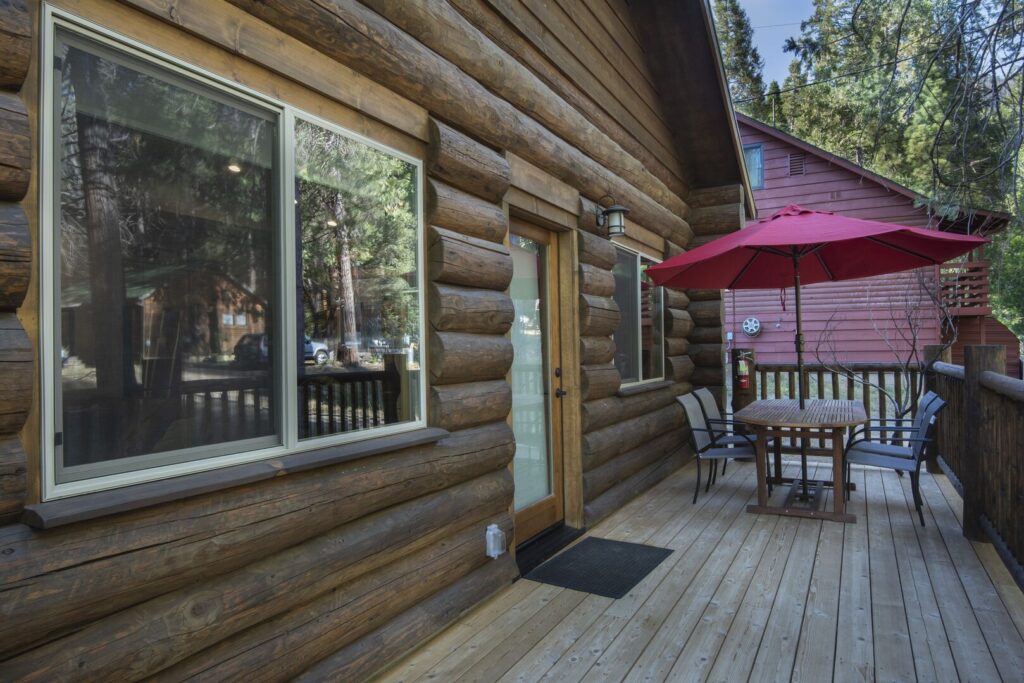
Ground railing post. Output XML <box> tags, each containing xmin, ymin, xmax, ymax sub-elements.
<box><xmin>962</xmin><ymin>345</ymin><xmax>1005</xmax><ymax>541</ymax></box>
<box><xmin>923</xmin><ymin>344</ymin><xmax>951</xmax><ymax>473</ymax></box>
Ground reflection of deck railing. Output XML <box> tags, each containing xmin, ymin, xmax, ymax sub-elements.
<box><xmin>297</xmin><ymin>367</ymin><xmax>400</xmax><ymax>439</ymax></box>
<box><xmin>941</xmin><ymin>260</ymin><xmax>990</xmax><ymax>316</ymax></box>
<box><xmin>62</xmin><ymin>363</ymin><xmax>408</xmax><ymax>463</ymax></box>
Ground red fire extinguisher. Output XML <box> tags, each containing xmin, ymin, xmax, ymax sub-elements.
<box><xmin>736</xmin><ymin>357</ymin><xmax>751</xmax><ymax>390</ymax></box>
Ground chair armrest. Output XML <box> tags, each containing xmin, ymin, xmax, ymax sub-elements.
<box><xmin>844</xmin><ymin>437</ymin><xmax>918</xmax><ymax>455</ymax></box>
<box><xmin>863</xmin><ymin>424</ymin><xmax>923</xmax><ymax>434</ymax></box>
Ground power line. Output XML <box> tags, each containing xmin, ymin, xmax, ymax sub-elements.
<box><xmin>751</xmin><ymin>22</ymin><xmax>802</xmax><ymax>29</ymax></box>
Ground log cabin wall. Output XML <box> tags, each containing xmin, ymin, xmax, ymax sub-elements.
<box><xmin>0</xmin><ymin>0</ymin><xmax>750</xmax><ymax>679</ymax></box>
<box><xmin>0</xmin><ymin>0</ymin><xmax>32</xmax><ymax>526</ymax></box>
<box><xmin>683</xmin><ymin>185</ymin><xmax>748</xmax><ymax>407</ymax></box>
<box><xmin>574</xmin><ymin>215</ymin><xmax>700</xmax><ymax>527</ymax></box>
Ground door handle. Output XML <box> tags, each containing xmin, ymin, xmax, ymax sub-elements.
<box><xmin>555</xmin><ymin>388</ymin><xmax>567</xmax><ymax>398</ymax></box>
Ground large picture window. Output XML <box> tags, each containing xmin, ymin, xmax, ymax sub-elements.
<box><xmin>612</xmin><ymin>246</ymin><xmax>664</xmax><ymax>385</ymax></box>
<box><xmin>43</xmin><ymin>15</ymin><xmax>424</xmax><ymax>496</ymax></box>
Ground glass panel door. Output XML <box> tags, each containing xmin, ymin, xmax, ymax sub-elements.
<box><xmin>509</xmin><ymin>221</ymin><xmax>563</xmax><ymax>544</ymax></box>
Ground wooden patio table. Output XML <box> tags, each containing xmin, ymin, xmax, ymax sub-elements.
<box><xmin>734</xmin><ymin>398</ymin><xmax>866</xmax><ymax>523</ymax></box>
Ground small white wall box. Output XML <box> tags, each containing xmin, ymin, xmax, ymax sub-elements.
<box><xmin>485</xmin><ymin>524</ymin><xmax>506</xmax><ymax>559</ymax></box>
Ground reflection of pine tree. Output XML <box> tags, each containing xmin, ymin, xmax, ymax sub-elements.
<box><xmin>296</xmin><ymin>121</ymin><xmax>418</xmax><ymax>363</ymax></box>
<box><xmin>60</xmin><ymin>38</ymin><xmax>276</xmax><ymax>392</ymax></box>
<box><xmin>67</xmin><ymin>47</ymin><xmax>131</xmax><ymax>397</ymax></box>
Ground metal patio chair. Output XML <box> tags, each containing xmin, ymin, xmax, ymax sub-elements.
<box><xmin>678</xmin><ymin>393</ymin><xmax>758</xmax><ymax>504</ymax></box>
<box><xmin>693</xmin><ymin>387</ymin><xmax>774</xmax><ymax>489</ymax></box>
<box><xmin>844</xmin><ymin>394</ymin><xmax>946</xmax><ymax>526</ymax></box>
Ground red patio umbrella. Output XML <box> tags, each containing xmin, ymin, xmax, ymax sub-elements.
<box><xmin>647</xmin><ymin>205</ymin><xmax>987</xmax><ymax>408</ymax></box>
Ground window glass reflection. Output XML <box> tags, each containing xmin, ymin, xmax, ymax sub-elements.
<box><xmin>56</xmin><ymin>32</ymin><xmax>277</xmax><ymax>481</ymax></box>
<box><xmin>294</xmin><ymin>119</ymin><xmax>421</xmax><ymax>438</ymax></box>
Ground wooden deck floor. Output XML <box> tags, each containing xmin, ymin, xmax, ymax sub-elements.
<box><xmin>374</xmin><ymin>458</ymin><xmax>1024</xmax><ymax>683</ymax></box>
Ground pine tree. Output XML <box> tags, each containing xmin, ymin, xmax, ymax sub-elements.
<box><xmin>766</xmin><ymin>80</ymin><xmax>786</xmax><ymax>129</ymax></box>
<box><xmin>713</xmin><ymin>0</ymin><xmax>768</xmax><ymax>119</ymax></box>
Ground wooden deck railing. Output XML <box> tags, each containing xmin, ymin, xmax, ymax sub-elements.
<box><xmin>755</xmin><ymin>361</ymin><xmax>921</xmax><ymax>452</ymax></box>
<box><xmin>928</xmin><ymin>361</ymin><xmax>966</xmax><ymax>491</ymax></box>
<box><xmin>940</xmin><ymin>260</ymin><xmax>991</xmax><ymax>315</ymax></box>
<box><xmin>926</xmin><ymin>346</ymin><xmax>1024</xmax><ymax>591</ymax></box>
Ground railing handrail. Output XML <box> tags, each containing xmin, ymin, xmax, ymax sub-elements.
<box><xmin>932</xmin><ymin>361</ymin><xmax>965</xmax><ymax>379</ymax></box>
<box><xmin>755</xmin><ymin>361</ymin><xmax>911</xmax><ymax>372</ymax></box>
<box><xmin>979</xmin><ymin>369</ymin><xmax>1024</xmax><ymax>401</ymax></box>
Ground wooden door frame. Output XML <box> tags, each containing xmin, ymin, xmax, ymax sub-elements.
<box><xmin>507</xmin><ymin>216</ymin><xmax>583</xmax><ymax>545</ymax></box>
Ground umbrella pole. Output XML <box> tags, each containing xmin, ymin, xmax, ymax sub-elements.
<box><xmin>793</xmin><ymin>253</ymin><xmax>809</xmax><ymax>499</ymax></box>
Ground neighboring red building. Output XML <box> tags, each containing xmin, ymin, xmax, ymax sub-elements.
<box><xmin>729</xmin><ymin>113</ymin><xmax>1020</xmax><ymax>377</ymax></box>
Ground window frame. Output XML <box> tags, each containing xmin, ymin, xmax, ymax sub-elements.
<box><xmin>39</xmin><ymin>6</ymin><xmax>427</xmax><ymax>500</ymax></box>
<box><xmin>611</xmin><ymin>243</ymin><xmax>665</xmax><ymax>388</ymax></box>
<box><xmin>743</xmin><ymin>143</ymin><xmax>764</xmax><ymax>190</ymax></box>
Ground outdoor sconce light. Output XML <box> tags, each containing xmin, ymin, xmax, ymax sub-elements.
<box><xmin>597</xmin><ymin>199</ymin><xmax>630</xmax><ymax>237</ymax></box>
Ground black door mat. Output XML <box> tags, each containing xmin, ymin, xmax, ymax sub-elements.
<box><xmin>516</xmin><ymin>524</ymin><xmax>586</xmax><ymax>576</ymax></box>
<box><xmin>524</xmin><ymin>536</ymin><xmax>673</xmax><ymax>599</ymax></box>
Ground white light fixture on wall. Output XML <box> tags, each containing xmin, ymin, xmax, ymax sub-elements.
<box><xmin>597</xmin><ymin>197</ymin><xmax>630</xmax><ymax>237</ymax></box>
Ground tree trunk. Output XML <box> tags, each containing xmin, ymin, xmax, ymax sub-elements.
<box><xmin>68</xmin><ymin>49</ymin><xmax>131</xmax><ymax>398</ymax></box>
<box><xmin>330</xmin><ymin>193</ymin><xmax>359</xmax><ymax>366</ymax></box>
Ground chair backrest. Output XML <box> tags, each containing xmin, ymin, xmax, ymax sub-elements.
<box><xmin>912</xmin><ymin>395</ymin><xmax>946</xmax><ymax>462</ymax></box>
<box><xmin>694</xmin><ymin>388</ymin><xmax>725</xmax><ymax>438</ymax></box>
<box><xmin>907</xmin><ymin>390</ymin><xmax>940</xmax><ymax>434</ymax></box>
<box><xmin>677</xmin><ymin>393</ymin><xmax>712</xmax><ymax>452</ymax></box>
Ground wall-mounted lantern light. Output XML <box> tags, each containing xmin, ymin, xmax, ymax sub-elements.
<box><xmin>597</xmin><ymin>199</ymin><xmax>630</xmax><ymax>237</ymax></box>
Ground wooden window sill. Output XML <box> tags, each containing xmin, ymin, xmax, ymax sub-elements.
<box><xmin>22</xmin><ymin>427</ymin><xmax>449</xmax><ymax>530</ymax></box>
<box><xmin>617</xmin><ymin>379</ymin><xmax>674</xmax><ymax>397</ymax></box>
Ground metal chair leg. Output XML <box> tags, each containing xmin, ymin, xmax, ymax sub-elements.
<box><xmin>693</xmin><ymin>458</ymin><xmax>701</xmax><ymax>505</ymax></box>
<box><xmin>722</xmin><ymin>459</ymin><xmax>728</xmax><ymax>475</ymax></box>
<box><xmin>911</xmin><ymin>471</ymin><xmax>926</xmax><ymax>527</ymax></box>
<box><xmin>705</xmin><ymin>460</ymin><xmax>715</xmax><ymax>492</ymax></box>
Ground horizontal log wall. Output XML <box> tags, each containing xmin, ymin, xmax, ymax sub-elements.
<box><xmin>0</xmin><ymin>0</ymin><xmax>30</xmax><ymax>526</ymax></box>
<box><xmin>576</xmin><ymin>224</ymin><xmax>690</xmax><ymax>525</ymax></box>
<box><xmin>678</xmin><ymin>185</ymin><xmax>746</xmax><ymax>407</ymax></box>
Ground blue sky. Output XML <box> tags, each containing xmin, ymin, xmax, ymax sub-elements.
<box><xmin>738</xmin><ymin>0</ymin><xmax>816</xmax><ymax>85</ymax></box>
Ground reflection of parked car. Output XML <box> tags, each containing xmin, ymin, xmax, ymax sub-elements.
<box><xmin>305</xmin><ymin>336</ymin><xmax>330</xmax><ymax>365</ymax></box>
<box><xmin>234</xmin><ymin>333</ymin><xmax>269</xmax><ymax>366</ymax></box>
<box><xmin>234</xmin><ymin>334</ymin><xmax>330</xmax><ymax>366</ymax></box>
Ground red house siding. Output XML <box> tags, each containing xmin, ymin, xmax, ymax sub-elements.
<box><xmin>729</xmin><ymin>116</ymin><xmax>1021</xmax><ymax>376</ymax></box>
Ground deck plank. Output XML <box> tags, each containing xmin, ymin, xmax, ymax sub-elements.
<box><xmin>457</xmin><ymin>588</ymin><xmax>588</xmax><ymax>682</ymax></box>
<box><xmin>833</xmin><ymin>467</ymin><xmax>874</xmax><ymax>683</ymax></box>
<box><xmin>915</xmin><ymin>472</ymin><xmax>1024</xmax><ymax>680</ymax></box>
<box><xmin>933</xmin><ymin>471</ymin><xmax>1024</xmax><ymax>639</ymax></box>
<box><xmin>879</xmin><ymin>469</ymin><xmax>958</xmax><ymax>682</ymax></box>
<box><xmin>864</xmin><ymin>468</ymin><xmax>916</xmax><ymax>683</ymax></box>
<box><xmin>614</xmin><ymin>470</ymin><xmax>806</xmax><ymax>682</ymax></box>
<box><xmin>791</xmin><ymin>478</ymin><xmax>845</xmax><ymax>682</ymax></box>
<box><xmin>496</xmin><ymin>594</ymin><xmax>614</xmax><ymax>683</ymax></box>
<box><xmin>745</xmin><ymin>517</ymin><xmax>823</xmax><ymax>683</ymax></box>
<box><xmin>680</xmin><ymin>515</ymin><xmax>800</xmax><ymax>682</ymax></box>
<box><xmin>540</xmin><ymin>464</ymin><xmax>752</xmax><ymax>683</ymax></box>
<box><xmin>898</xmin><ymin>472</ymin><xmax>1001</xmax><ymax>681</ymax></box>
<box><xmin>372</xmin><ymin>461</ymin><xmax>1024</xmax><ymax>683</ymax></box>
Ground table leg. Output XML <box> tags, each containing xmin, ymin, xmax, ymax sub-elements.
<box><xmin>754</xmin><ymin>429</ymin><xmax>768</xmax><ymax>507</ymax></box>
<box><xmin>773</xmin><ymin>435</ymin><xmax>783</xmax><ymax>485</ymax></box>
<box><xmin>832</xmin><ymin>427</ymin><xmax>848</xmax><ymax>519</ymax></box>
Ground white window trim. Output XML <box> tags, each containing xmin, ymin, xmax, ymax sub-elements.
<box><xmin>39</xmin><ymin>5</ymin><xmax>427</xmax><ymax>500</ymax></box>
<box><xmin>612</xmin><ymin>243</ymin><xmax>666</xmax><ymax>388</ymax></box>
<box><xmin>743</xmin><ymin>143</ymin><xmax>764</xmax><ymax>190</ymax></box>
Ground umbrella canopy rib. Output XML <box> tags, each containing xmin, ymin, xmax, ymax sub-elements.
<box><xmin>865</xmin><ymin>236</ymin><xmax>943</xmax><ymax>264</ymax></box>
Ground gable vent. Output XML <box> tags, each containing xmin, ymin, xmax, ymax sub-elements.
<box><xmin>788</xmin><ymin>153</ymin><xmax>806</xmax><ymax>176</ymax></box>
